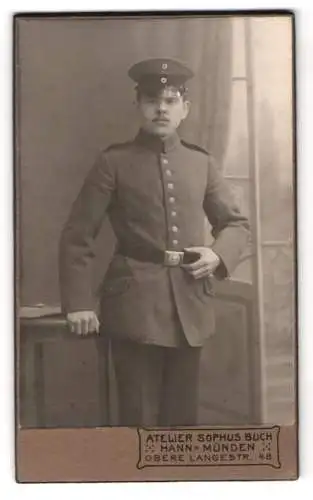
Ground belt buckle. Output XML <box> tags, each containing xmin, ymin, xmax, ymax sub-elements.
<box><xmin>164</xmin><ymin>250</ymin><xmax>184</xmax><ymax>267</ymax></box>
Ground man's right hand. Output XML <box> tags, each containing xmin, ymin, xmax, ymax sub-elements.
<box><xmin>66</xmin><ymin>310</ymin><xmax>100</xmax><ymax>336</ymax></box>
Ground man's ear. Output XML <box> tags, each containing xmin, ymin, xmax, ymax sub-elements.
<box><xmin>133</xmin><ymin>89</ymin><xmax>141</xmax><ymax>108</ymax></box>
<box><xmin>182</xmin><ymin>100</ymin><xmax>191</xmax><ymax>120</ymax></box>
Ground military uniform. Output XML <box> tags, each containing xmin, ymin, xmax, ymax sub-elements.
<box><xmin>59</xmin><ymin>58</ymin><xmax>249</xmax><ymax>426</ymax></box>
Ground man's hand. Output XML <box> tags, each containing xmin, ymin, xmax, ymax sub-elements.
<box><xmin>182</xmin><ymin>246</ymin><xmax>220</xmax><ymax>279</ymax></box>
<box><xmin>66</xmin><ymin>310</ymin><xmax>100</xmax><ymax>336</ymax></box>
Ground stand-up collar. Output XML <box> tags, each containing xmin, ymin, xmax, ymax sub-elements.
<box><xmin>134</xmin><ymin>128</ymin><xmax>180</xmax><ymax>153</ymax></box>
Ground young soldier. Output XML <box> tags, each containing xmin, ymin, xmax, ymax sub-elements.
<box><xmin>59</xmin><ymin>58</ymin><xmax>249</xmax><ymax>426</ymax></box>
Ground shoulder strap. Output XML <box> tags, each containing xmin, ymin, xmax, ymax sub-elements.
<box><xmin>105</xmin><ymin>141</ymin><xmax>133</xmax><ymax>152</ymax></box>
<box><xmin>181</xmin><ymin>139</ymin><xmax>209</xmax><ymax>156</ymax></box>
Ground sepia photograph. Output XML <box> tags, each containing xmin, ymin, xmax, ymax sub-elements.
<box><xmin>14</xmin><ymin>11</ymin><xmax>297</xmax><ymax>481</ymax></box>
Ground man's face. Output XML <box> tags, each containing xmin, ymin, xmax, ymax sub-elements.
<box><xmin>136</xmin><ymin>87</ymin><xmax>190</xmax><ymax>138</ymax></box>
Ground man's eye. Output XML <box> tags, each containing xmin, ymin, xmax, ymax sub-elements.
<box><xmin>142</xmin><ymin>97</ymin><xmax>155</xmax><ymax>104</ymax></box>
<box><xmin>165</xmin><ymin>98</ymin><xmax>177</xmax><ymax>105</ymax></box>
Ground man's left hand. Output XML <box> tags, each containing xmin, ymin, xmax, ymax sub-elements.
<box><xmin>182</xmin><ymin>246</ymin><xmax>220</xmax><ymax>279</ymax></box>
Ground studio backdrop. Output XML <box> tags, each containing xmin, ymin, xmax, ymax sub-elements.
<box><xmin>16</xmin><ymin>16</ymin><xmax>233</xmax><ymax>306</ymax></box>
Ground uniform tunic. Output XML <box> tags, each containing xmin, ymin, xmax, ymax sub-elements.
<box><xmin>59</xmin><ymin>129</ymin><xmax>249</xmax><ymax>347</ymax></box>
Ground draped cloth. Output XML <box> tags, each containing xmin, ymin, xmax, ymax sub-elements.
<box><xmin>17</xmin><ymin>16</ymin><xmax>233</xmax><ymax>304</ymax></box>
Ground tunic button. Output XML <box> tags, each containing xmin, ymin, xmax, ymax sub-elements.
<box><xmin>169</xmin><ymin>197</ymin><xmax>175</xmax><ymax>203</ymax></box>
<box><xmin>167</xmin><ymin>183</ymin><xmax>174</xmax><ymax>190</ymax></box>
<box><xmin>172</xmin><ymin>226</ymin><xmax>178</xmax><ymax>232</ymax></box>
<box><xmin>173</xmin><ymin>239</ymin><xmax>179</xmax><ymax>245</ymax></box>
<box><xmin>165</xmin><ymin>169</ymin><xmax>172</xmax><ymax>176</ymax></box>
<box><xmin>162</xmin><ymin>158</ymin><xmax>169</xmax><ymax>164</ymax></box>
<box><xmin>171</xmin><ymin>210</ymin><xmax>177</xmax><ymax>217</ymax></box>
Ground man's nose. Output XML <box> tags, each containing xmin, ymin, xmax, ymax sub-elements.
<box><xmin>157</xmin><ymin>100</ymin><xmax>167</xmax><ymax>112</ymax></box>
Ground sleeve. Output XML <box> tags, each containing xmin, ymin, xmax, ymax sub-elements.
<box><xmin>203</xmin><ymin>154</ymin><xmax>250</xmax><ymax>279</ymax></box>
<box><xmin>59</xmin><ymin>150</ymin><xmax>116</xmax><ymax>313</ymax></box>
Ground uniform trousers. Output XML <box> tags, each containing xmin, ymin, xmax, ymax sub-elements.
<box><xmin>110</xmin><ymin>339</ymin><xmax>202</xmax><ymax>427</ymax></box>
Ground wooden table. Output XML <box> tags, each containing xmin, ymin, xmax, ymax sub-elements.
<box><xmin>18</xmin><ymin>312</ymin><xmax>115</xmax><ymax>428</ymax></box>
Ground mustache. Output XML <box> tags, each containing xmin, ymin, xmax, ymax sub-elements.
<box><xmin>153</xmin><ymin>116</ymin><xmax>170</xmax><ymax>122</ymax></box>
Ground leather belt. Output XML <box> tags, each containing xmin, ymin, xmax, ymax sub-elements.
<box><xmin>118</xmin><ymin>246</ymin><xmax>194</xmax><ymax>267</ymax></box>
